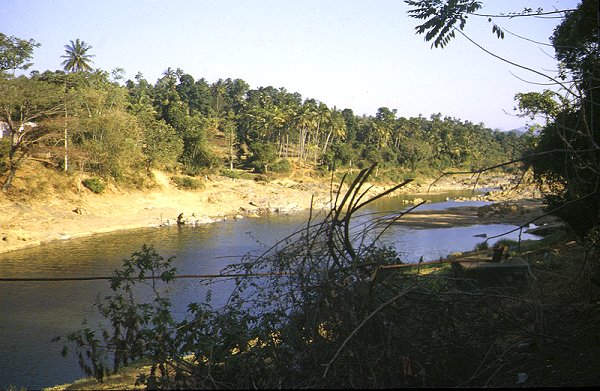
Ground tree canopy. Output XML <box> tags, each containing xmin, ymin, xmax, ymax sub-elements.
<box><xmin>2</xmin><ymin>30</ymin><xmax>531</xmax><ymax>196</ymax></box>
<box><xmin>0</xmin><ymin>32</ymin><xmax>39</xmax><ymax>74</ymax></box>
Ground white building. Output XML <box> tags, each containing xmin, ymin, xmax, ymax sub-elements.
<box><xmin>0</xmin><ymin>122</ymin><xmax>9</xmax><ymax>138</ymax></box>
<box><xmin>0</xmin><ymin>121</ymin><xmax>37</xmax><ymax>139</ymax></box>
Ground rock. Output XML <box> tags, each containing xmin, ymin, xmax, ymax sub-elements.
<box><xmin>452</xmin><ymin>257</ymin><xmax>530</xmax><ymax>288</ymax></box>
<box><xmin>73</xmin><ymin>207</ymin><xmax>89</xmax><ymax>215</ymax></box>
<box><xmin>448</xmin><ymin>252</ymin><xmax>463</xmax><ymax>260</ymax></box>
<box><xmin>477</xmin><ymin>202</ymin><xmax>522</xmax><ymax>219</ymax></box>
<box><xmin>499</xmin><ymin>203</ymin><xmax>520</xmax><ymax>215</ymax></box>
<box><xmin>516</xmin><ymin>372</ymin><xmax>528</xmax><ymax>385</ymax></box>
<box><xmin>191</xmin><ymin>215</ymin><xmax>215</xmax><ymax>225</ymax></box>
<box><xmin>525</xmin><ymin>222</ymin><xmax>564</xmax><ymax>236</ymax></box>
<box><xmin>517</xmin><ymin>341</ymin><xmax>533</xmax><ymax>352</ymax></box>
<box><xmin>477</xmin><ymin>204</ymin><xmax>496</xmax><ymax>218</ymax></box>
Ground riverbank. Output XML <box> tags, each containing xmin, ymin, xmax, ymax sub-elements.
<box><xmin>45</xmin><ymin>236</ymin><xmax>600</xmax><ymax>390</ymax></box>
<box><xmin>0</xmin><ymin>170</ymin><xmax>540</xmax><ymax>255</ymax></box>
<box><xmin>391</xmin><ymin>198</ymin><xmax>557</xmax><ymax>229</ymax></box>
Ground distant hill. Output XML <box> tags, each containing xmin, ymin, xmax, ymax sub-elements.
<box><xmin>507</xmin><ymin>126</ymin><xmax>529</xmax><ymax>136</ymax></box>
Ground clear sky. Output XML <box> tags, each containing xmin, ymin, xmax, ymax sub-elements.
<box><xmin>1</xmin><ymin>0</ymin><xmax>579</xmax><ymax>131</ymax></box>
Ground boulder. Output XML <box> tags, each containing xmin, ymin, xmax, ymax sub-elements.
<box><xmin>73</xmin><ymin>207</ymin><xmax>89</xmax><ymax>215</ymax></box>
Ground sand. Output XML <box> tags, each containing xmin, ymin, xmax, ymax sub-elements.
<box><xmin>0</xmin><ymin>171</ymin><xmax>335</xmax><ymax>254</ymax></box>
<box><xmin>0</xmin><ymin>170</ymin><xmax>545</xmax><ymax>255</ymax></box>
<box><xmin>391</xmin><ymin>198</ymin><xmax>555</xmax><ymax>229</ymax></box>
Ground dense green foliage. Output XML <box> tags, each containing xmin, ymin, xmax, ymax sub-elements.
<box><xmin>528</xmin><ymin>0</ymin><xmax>600</xmax><ymax>239</ymax></box>
<box><xmin>82</xmin><ymin>177</ymin><xmax>105</xmax><ymax>194</ymax></box>
<box><xmin>0</xmin><ymin>32</ymin><xmax>39</xmax><ymax>73</ymax></box>
<box><xmin>1</xmin><ymin>35</ymin><xmax>529</xmax><ymax>193</ymax></box>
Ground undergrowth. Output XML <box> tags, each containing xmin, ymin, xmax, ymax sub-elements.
<box><xmin>56</xmin><ymin>164</ymin><xmax>585</xmax><ymax>388</ymax></box>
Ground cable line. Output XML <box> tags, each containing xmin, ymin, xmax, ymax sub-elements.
<box><xmin>0</xmin><ymin>272</ymin><xmax>290</xmax><ymax>282</ymax></box>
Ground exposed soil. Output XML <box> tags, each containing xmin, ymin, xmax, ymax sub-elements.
<box><xmin>0</xmin><ymin>170</ymin><xmax>332</xmax><ymax>254</ymax></box>
<box><xmin>0</xmin><ymin>169</ymin><xmax>531</xmax><ymax>255</ymax></box>
<box><xmin>392</xmin><ymin>199</ymin><xmax>558</xmax><ymax>229</ymax></box>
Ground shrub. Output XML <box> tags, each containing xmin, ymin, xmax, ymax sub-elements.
<box><xmin>253</xmin><ymin>174</ymin><xmax>272</xmax><ymax>183</ymax></box>
<box><xmin>474</xmin><ymin>241</ymin><xmax>489</xmax><ymax>251</ymax></box>
<box><xmin>171</xmin><ymin>176</ymin><xmax>204</xmax><ymax>190</ymax></box>
<box><xmin>221</xmin><ymin>169</ymin><xmax>241</xmax><ymax>180</ymax></box>
<box><xmin>63</xmin><ymin>165</ymin><xmax>542</xmax><ymax>388</ymax></box>
<box><xmin>270</xmin><ymin>159</ymin><xmax>292</xmax><ymax>173</ymax></box>
<box><xmin>248</xmin><ymin>142</ymin><xmax>277</xmax><ymax>173</ymax></box>
<box><xmin>82</xmin><ymin>177</ymin><xmax>105</xmax><ymax>194</ymax></box>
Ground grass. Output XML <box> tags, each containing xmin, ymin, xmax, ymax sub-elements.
<box><xmin>43</xmin><ymin>361</ymin><xmax>152</xmax><ymax>390</ymax></box>
<box><xmin>170</xmin><ymin>175</ymin><xmax>204</xmax><ymax>190</ymax></box>
<box><xmin>82</xmin><ymin>177</ymin><xmax>105</xmax><ymax>194</ymax></box>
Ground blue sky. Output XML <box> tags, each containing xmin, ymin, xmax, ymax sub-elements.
<box><xmin>1</xmin><ymin>0</ymin><xmax>578</xmax><ymax>130</ymax></box>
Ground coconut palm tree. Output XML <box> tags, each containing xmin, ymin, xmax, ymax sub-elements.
<box><xmin>61</xmin><ymin>39</ymin><xmax>94</xmax><ymax>72</ymax></box>
<box><xmin>59</xmin><ymin>39</ymin><xmax>94</xmax><ymax>172</ymax></box>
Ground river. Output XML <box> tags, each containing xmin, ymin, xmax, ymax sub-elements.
<box><xmin>0</xmin><ymin>191</ymin><xmax>541</xmax><ymax>389</ymax></box>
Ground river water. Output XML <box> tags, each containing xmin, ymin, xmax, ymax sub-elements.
<box><xmin>0</xmin><ymin>191</ymin><xmax>541</xmax><ymax>389</ymax></box>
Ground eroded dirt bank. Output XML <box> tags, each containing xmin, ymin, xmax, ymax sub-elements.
<box><xmin>0</xmin><ymin>171</ymin><xmax>542</xmax><ymax>255</ymax></box>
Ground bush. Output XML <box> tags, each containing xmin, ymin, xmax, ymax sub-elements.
<box><xmin>221</xmin><ymin>169</ymin><xmax>241</xmax><ymax>179</ymax></box>
<box><xmin>0</xmin><ymin>138</ymin><xmax>9</xmax><ymax>174</ymax></box>
<box><xmin>253</xmin><ymin>174</ymin><xmax>272</xmax><ymax>183</ymax></box>
<box><xmin>82</xmin><ymin>177</ymin><xmax>105</xmax><ymax>194</ymax></box>
<box><xmin>116</xmin><ymin>171</ymin><xmax>157</xmax><ymax>190</ymax></box>
<box><xmin>270</xmin><ymin>159</ymin><xmax>292</xmax><ymax>173</ymax></box>
<box><xmin>171</xmin><ymin>176</ymin><xmax>204</xmax><ymax>190</ymax></box>
<box><xmin>63</xmin><ymin>165</ymin><xmax>543</xmax><ymax>388</ymax></box>
<box><xmin>474</xmin><ymin>241</ymin><xmax>489</xmax><ymax>251</ymax></box>
<box><xmin>248</xmin><ymin>142</ymin><xmax>277</xmax><ymax>173</ymax></box>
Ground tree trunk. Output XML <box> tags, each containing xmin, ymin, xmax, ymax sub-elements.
<box><xmin>64</xmin><ymin>124</ymin><xmax>68</xmax><ymax>172</ymax></box>
<box><xmin>2</xmin><ymin>157</ymin><xmax>18</xmax><ymax>192</ymax></box>
<box><xmin>322</xmin><ymin>128</ymin><xmax>333</xmax><ymax>154</ymax></box>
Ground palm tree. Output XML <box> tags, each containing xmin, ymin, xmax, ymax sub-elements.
<box><xmin>61</xmin><ymin>39</ymin><xmax>94</xmax><ymax>72</ymax></box>
<box><xmin>59</xmin><ymin>39</ymin><xmax>94</xmax><ymax>172</ymax></box>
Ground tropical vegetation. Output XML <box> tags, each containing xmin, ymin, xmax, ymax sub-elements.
<box><xmin>1</xmin><ymin>30</ymin><xmax>527</xmax><ymax>197</ymax></box>
<box><xmin>2</xmin><ymin>0</ymin><xmax>599</xmax><ymax>388</ymax></box>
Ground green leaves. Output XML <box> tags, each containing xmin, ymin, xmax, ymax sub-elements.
<box><xmin>59</xmin><ymin>245</ymin><xmax>181</xmax><ymax>382</ymax></box>
<box><xmin>0</xmin><ymin>33</ymin><xmax>40</xmax><ymax>73</ymax></box>
<box><xmin>61</xmin><ymin>38</ymin><xmax>95</xmax><ymax>73</ymax></box>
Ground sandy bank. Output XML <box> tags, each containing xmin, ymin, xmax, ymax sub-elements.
<box><xmin>0</xmin><ymin>171</ymin><xmax>540</xmax><ymax>255</ymax></box>
<box><xmin>390</xmin><ymin>199</ymin><xmax>556</xmax><ymax>229</ymax></box>
<box><xmin>0</xmin><ymin>172</ymin><xmax>335</xmax><ymax>254</ymax></box>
